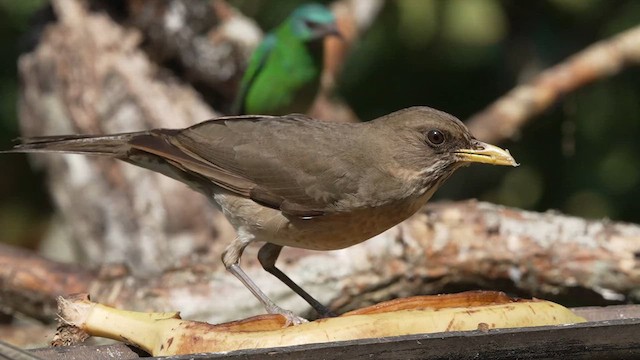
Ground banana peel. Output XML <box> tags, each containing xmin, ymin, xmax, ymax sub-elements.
<box><xmin>54</xmin><ymin>291</ymin><xmax>585</xmax><ymax>356</ymax></box>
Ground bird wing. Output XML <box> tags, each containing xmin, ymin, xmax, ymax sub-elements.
<box><xmin>131</xmin><ymin>115</ymin><xmax>370</xmax><ymax>218</ymax></box>
<box><xmin>231</xmin><ymin>35</ymin><xmax>277</xmax><ymax>115</ymax></box>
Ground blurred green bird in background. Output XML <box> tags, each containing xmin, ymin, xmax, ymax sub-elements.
<box><xmin>232</xmin><ymin>3</ymin><xmax>341</xmax><ymax>115</ymax></box>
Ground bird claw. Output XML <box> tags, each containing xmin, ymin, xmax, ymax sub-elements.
<box><xmin>283</xmin><ymin>312</ymin><xmax>308</xmax><ymax>327</ymax></box>
<box><xmin>267</xmin><ymin>306</ymin><xmax>308</xmax><ymax>326</ymax></box>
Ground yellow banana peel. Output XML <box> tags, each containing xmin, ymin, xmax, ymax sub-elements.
<box><xmin>55</xmin><ymin>291</ymin><xmax>586</xmax><ymax>356</ymax></box>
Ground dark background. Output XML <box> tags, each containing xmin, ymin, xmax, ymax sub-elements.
<box><xmin>2</xmin><ymin>0</ymin><xmax>640</xmax><ymax>248</ymax></box>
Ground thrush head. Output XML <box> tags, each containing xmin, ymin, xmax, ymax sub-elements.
<box><xmin>372</xmin><ymin>107</ymin><xmax>518</xmax><ymax>193</ymax></box>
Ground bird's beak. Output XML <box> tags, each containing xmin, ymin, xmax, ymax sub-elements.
<box><xmin>455</xmin><ymin>140</ymin><xmax>519</xmax><ymax>167</ymax></box>
<box><xmin>330</xmin><ymin>25</ymin><xmax>344</xmax><ymax>40</ymax></box>
<box><xmin>317</xmin><ymin>23</ymin><xmax>343</xmax><ymax>40</ymax></box>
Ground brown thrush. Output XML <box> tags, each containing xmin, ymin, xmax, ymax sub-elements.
<box><xmin>4</xmin><ymin>106</ymin><xmax>518</xmax><ymax>324</ymax></box>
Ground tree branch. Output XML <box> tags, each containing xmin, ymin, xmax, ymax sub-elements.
<box><xmin>467</xmin><ymin>24</ymin><xmax>640</xmax><ymax>143</ymax></box>
<box><xmin>3</xmin><ymin>201</ymin><xmax>638</xmax><ymax>327</ymax></box>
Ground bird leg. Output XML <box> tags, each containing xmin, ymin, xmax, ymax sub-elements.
<box><xmin>221</xmin><ymin>240</ymin><xmax>307</xmax><ymax>325</ymax></box>
<box><xmin>258</xmin><ymin>243</ymin><xmax>336</xmax><ymax>318</ymax></box>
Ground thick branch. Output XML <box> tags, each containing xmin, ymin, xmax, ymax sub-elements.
<box><xmin>0</xmin><ymin>243</ymin><xmax>94</xmax><ymax>322</ymax></box>
<box><xmin>467</xmin><ymin>24</ymin><xmax>640</xmax><ymax>143</ymax></box>
<box><xmin>2</xmin><ymin>201</ymin><xmax>638</xmax><ymax>325</ymax></box>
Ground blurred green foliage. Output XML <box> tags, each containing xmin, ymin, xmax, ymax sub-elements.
<box><xmin>2</xmin><ymin>0</ymin><xmax>640</xmax><ymax>247</ymax></box>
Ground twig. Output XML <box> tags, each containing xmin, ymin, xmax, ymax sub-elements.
<box><xmin>467</xmin><ymin>25</ymin><xmax>640</xmax><ymax>143</ymax></box>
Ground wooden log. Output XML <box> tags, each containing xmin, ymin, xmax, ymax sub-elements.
<box><xmin>2</xmin><ymin>201</ymin><xmax>639</xmax><ymax>329</ymax></box>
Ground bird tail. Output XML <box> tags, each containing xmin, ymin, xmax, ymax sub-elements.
<box><xmin>2</xmin><ymin>132</ymin><xmax>143</xmax><ymax>157</ymax></box>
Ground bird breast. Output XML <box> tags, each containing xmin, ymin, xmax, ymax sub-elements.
<box><xmin>214</xmin><ymin>185</ymin><xmax>438</xmax><ymax>251</ymax></box>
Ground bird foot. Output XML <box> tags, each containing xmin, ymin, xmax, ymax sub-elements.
<box><xmin>267</xmin><ymin>306</ymin><xmax>308</xmax><ymax>326</ymax></box>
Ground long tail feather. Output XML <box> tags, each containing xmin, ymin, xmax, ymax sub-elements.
<box><xmin>2</xmin><ymin>132</ymin><xmax>143</xmax><ymax>157</ymax></box>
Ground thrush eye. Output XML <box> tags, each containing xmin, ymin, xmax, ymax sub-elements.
<box><xmin>426</xmin><ymin>129</ymin><xmax>445</xmax><ymax>146</ymax></box>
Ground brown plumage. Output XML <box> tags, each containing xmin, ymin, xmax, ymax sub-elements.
<box><xmin>4</xmin><ymin>106</ymin><xmax>517</xmax><ymax>324</ymax></box>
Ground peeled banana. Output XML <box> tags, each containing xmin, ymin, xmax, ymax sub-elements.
<box><xmin>55</xmin><ymin>291</ymin><xmax>585</xmax><ymax>356</ymax></box>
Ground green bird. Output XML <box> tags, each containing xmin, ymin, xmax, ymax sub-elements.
<box><xmin>233</xmin><ymin>3</ymin><xmax>340</xmax><ymax>115</ymax></box>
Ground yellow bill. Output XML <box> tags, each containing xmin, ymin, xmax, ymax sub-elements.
<box><xmin>455</xmin><ymin>141</ymin><xmax>519</xmax><ymax>167</ymax></box>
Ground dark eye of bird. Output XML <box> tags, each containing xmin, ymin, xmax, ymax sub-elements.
<box><xmin>304</xmin><ymin>20</ymin><xmax>321</xmax><ymax>31</ymax></box>
<box><xmin>426</xmin><ymin>129</ymin><xmax>445</xmax><ymax>146</ymax></box>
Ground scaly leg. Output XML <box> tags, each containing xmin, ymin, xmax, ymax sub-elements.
<box><xmin>258</xmin><ymin>243</ymin><xmax>336</xmax><ymax>318</ymax></box>
<box><xmin>222</xmin><ymin>238</ymin><xmax>307</xmax><ymax>325</ymax></box>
